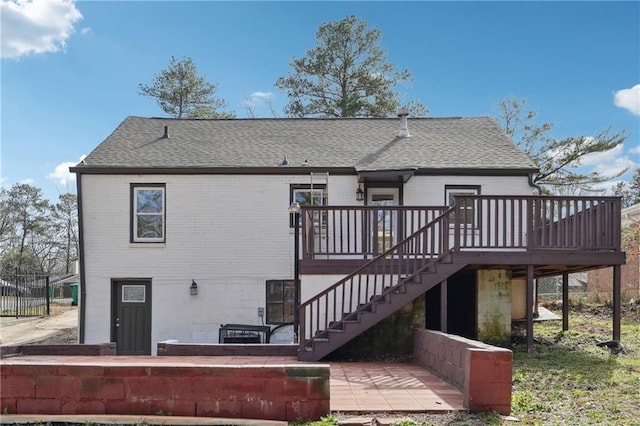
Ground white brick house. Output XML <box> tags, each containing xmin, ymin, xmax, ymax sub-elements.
<box><xmin>71</xmin><ymin>116</ymin><xmax>623</xmax><ymax>358</ymax></box>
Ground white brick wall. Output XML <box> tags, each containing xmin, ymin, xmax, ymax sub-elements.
<box><xmin>80</xmin><ymin>172</ymin><xmax>532</xmax><ymax>351</ymax></box>
<box><xmin>81</xmin><ymin>173</ymin><xmax>358</xmax><ymax>350</ymax></box>
<box><xmin>403</xmin><ymin>175</ymin><xmax>533</xmax><ymax>205</ymax></box>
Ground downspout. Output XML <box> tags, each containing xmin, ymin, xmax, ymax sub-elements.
<box><xmin>528</xmin><ymin>173</ymin><xmax>543</xmax><ymax>195</ymax></box>
<box><xmin>75</xmin><ymin>173</ymin><xmax>86</xmax><ymax>343</ymax></box>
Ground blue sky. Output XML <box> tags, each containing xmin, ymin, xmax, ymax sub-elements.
<box><xmin>2</xmin><ymin>0</ymin><xmax>639</xmax><ymax>202</ymax></box>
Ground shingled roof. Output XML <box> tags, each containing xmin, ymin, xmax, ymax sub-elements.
<box><xmin>72</xmin><ymin>116</ymin><xmax>537</xmax><ymax>175</ymax></box>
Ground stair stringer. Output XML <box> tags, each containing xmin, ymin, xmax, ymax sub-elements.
<box><xmin>298</xmin><ymin>259</ymin><xmax>466</xmax><ymax>361</ymax></box>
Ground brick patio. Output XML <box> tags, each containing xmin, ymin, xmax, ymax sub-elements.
<box><xmin>0</xmin><ymin>355</ymin><xmax>464</xmax><ymax>420</ymax></box>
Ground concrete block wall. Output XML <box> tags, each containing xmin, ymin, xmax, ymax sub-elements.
<box><xmin>413</xmin><ymin>329</ymin><xmax>512</xmax><ymax>415</ymax></box>
<box><xmin>477</xmin><ymin>269</ymin><xmax>512</xmax><ymax>345</ymax></box>
<box><xmin>0</xmin><ymin>358</ymin><xmax>330</xmax><ymax>422</ymax></box>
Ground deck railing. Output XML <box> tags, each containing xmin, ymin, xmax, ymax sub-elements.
<box><xmin>300</xmin><ymin>196</ymin><xmax>621</xmax><ymax>258</ymax></box>
<box><xmin>298</xmin><ymin>196</ymin><xmax>621</xmax><ymax>351</ymax></box>
<box><xmin>301</xmin><ymin>206</ymin><xmax>448</xmax><ymax>259</ymax></box>
<box><xmin>299</xmin><ymin>206</ymin><xmax>454</xmax><ymax>349</ymax></box>
<box><xmin>451</xmin><ymin>195</ymin><xmax>621</xmax><ymax>252</ymax></box>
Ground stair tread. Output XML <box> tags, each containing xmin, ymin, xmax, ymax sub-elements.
<box><xmin>299</xmin><ymin>254</ymin><xmax>465</xmax><ymax>361</ymax></box>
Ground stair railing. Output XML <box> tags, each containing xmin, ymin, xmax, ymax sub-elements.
<box><xmin>298</xmin><ymin>195</ymin><xmax>622</xmax><ymax>352</ymax></box>
<box><xmin>298</xmin><ymin>206</ymin><xmax>456</xmax><ymax>351</ymax></box>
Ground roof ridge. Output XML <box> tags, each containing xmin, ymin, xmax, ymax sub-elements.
<box><xmin>125</xmin><ymin>115</ymin><xmax>489</xmax><ymax>122</ymax></box>
<box><xmin>75</xmin><ymin>115</ymin><xmax>537</xmax><ymax>172</ymax></box>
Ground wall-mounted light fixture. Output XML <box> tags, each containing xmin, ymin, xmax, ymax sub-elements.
<box><xmin>356</xmin><ymin>186</ymin><xmax>364</xmax><ymax>202</ymax></box>
<box><xmin>288</xmin><ymin>201</ymin><xmax>301</xmax><ymax>214</ymax></box>
<box><xmin>190</xmin><ymin>280</ymin><xmax>198</xmax><ymax>296</ymax></box>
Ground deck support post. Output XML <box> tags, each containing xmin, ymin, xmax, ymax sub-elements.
<box><xmin>526</xmin><ymin>265</ymin><xmax>534</xmax><ymax>353</ymax></box>
<box><xmin>534</xmin><ymin>278</ymin><xmax>539</xmax><ymax>316</ymax></box>
<box><xmin>440</xmin><ymin>280</ymin><xmax>448</xmax><ymax>333</ymax></box>
<box><xmin>613</xmin><ymin>265</ymin><xmax>621</xmax><ymax>341</ymax></box>
<box><xmin>562</xmin><ymin>272</ymin><xmax>569</xmax><ymax>332</ymax></box>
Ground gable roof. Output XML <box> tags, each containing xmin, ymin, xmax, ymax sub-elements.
<box><xmin>622</xmin><ymin>202</ymin><xmax>640</xmax><ymax>228</ymax></box>
<box><xmin>71</xmin><ymin>116</ymin><xmax>538</xmax><ymax>175</ymax></box>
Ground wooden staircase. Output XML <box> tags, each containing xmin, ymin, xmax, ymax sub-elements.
<box><xmin>298</xmin><ymin>207</ymin><xmax>463</xmax><ymax>361</ymax></box>
<box><xmin>298</xmin><ymin>258</ymin><xmax>464</xmax><ymax>361</ymax></box>
<box><xmin>297</xmin><ymin>195</ymin><xmax>624</xmax><ymax>361</ymax></box>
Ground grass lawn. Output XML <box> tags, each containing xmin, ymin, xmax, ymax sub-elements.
<box><xmin>328</xmin><ymin>300</ymin><xmax>640</xmax><ymax>426</ymax></box>
<box><xmin>2</xmin><ymin>301</ymin><xmax>637</xmax><ymax>425</ymax></box>
<box><xmin>507</xmin><ymin>300</ymin><xmax>640</xmax><ymax>426</ymax></box>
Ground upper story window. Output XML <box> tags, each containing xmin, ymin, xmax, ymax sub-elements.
<box><xmin>131</xmin><ymin>184</ymin><xmax>165</xmax><ymax>242</ymax></box>
<box><xmin>445</xmin><ymin>185</ymin><xmax>480</xmax><ymax>226</ymax></box>
<box><xmin>290</xmin><ymin>184</ymin><xmax>327</xmax><ymax>227</ymax></box>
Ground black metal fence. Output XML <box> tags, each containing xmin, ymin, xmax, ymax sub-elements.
<box><xmin>0</xmin><ymin>273</ymin><xmax>77</xmax><ymax>317</ymax></box>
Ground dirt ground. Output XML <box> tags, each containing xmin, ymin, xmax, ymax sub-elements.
<box><xmin>0</xmin><ymin>304</ymin><xmax>78</xmax><ymax>346</ymax></box>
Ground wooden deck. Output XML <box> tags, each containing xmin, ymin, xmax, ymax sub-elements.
<box><xmin>296</xmin><ymin>196</ymin><xmax>625</xmax><ymax>360</ymax></box>
<box><xmin>299</xmin><ymin>195</ymin><xmax>624</xmax><ymax>276</ymax></box>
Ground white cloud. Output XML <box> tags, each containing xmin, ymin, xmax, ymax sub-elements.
<box><xmin>576</xmin><ymin>143</ymin><xmax>637</xmax><ymax>180</ymax></box>
<box><xmin>613</xmin><ymin>84</ymin><xmax>640</xmax><ymax>115</ymax></box>
<box><xmin>590</xmin><ymin>180</ymin><xmax>623</xmax><ymax>195</ymax></box>
<box><xmin>580</xmin><ymin>143</ymin><xmax>623</xmax><ymax>167</ymax></box>
<box><xmin>243</xmin><ymin>91</ymin><xmax>278</xmax><ymax>118</ymax></box>
<box><xmin>629</xmin><ymin>144</ymin><xmax>640</xmax><ymax>155</ymax></box>
<box><xmin>250</xmin><ymin>91</ymin><xmax>274</xmax><ymax>101</ymax></box>
<box><xmin>19</xmin><ymin>178</ymin><xmax>35</xmax><ymax>185</ymax></box>
<box><xmin>1</xmin><ymin>0</ymin><xmax>83</xmax><ymax>59</ymax></box>
<box><xmin>47</xmin><ymin>155</ymin><xmax>85</xmax><ymax>186</ymax></box>
<box><xmin>592</xmin><ymin>156</ymin><xmax>635</xmax><ymax>179</ymax></box>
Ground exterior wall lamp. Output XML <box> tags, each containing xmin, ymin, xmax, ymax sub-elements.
<box><xmin>190</xmin><ymin>280</ymin><xmax>198</xmax><ymax>296</ymax></box>
<box><xmin>356</xmin><ymin>186</ymin><xmax>364</xmax><ymax>202</ymax></box>
<box><xmin>288</xmin><ymin>201</ymin><xmax>301</xmax><ymax>215</ymax></box>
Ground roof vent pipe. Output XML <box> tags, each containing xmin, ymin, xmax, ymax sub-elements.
<box><xmin>163</xmin><ymin>125</ymin><xmax>170</xmax><ymax>139</ymax></box>
<box><xmin>398</xmin><ymin>108</ymin><xmax>410</xmax><ymax>138</ymax></box>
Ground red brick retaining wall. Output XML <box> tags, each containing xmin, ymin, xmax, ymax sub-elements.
<box><xmin>157</xmin><ymin>342</ymin><xmax>297</xmax><ymax>357</ymax></box>
<box><xmin>0</xmin><ymin>343</ymin><xmax>116</xmax><ymax>358</ymax></box>
<box><xmin>413</xmin><ymin>330</ymin><xmax>512</xmax><ymax>415</ymax></box>
<box><xmin>0</xmin><ymin>357</ymin><xmax>330</xmax><ymax>421</ymax></box>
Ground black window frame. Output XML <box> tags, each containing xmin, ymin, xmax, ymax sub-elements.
<box><xmin>265</xmin><ymin>279</ymin><xmax>295</xmax><ymax>325</ymax></box>
<box><xmin>130</xmin><ymin>183</ymin><xmax>166</xmax><ymax>243</ymax></box>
